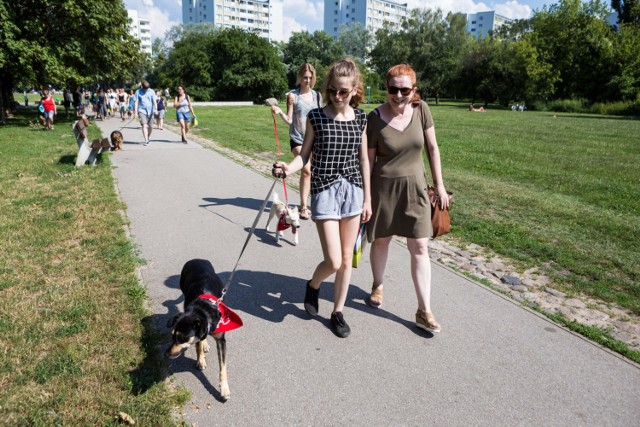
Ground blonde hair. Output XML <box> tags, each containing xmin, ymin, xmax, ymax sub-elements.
<box><xmin>297</xmin><ymin>63</ymin><xmax>317</xmax><ymax>88</ymax></box>
<box><xmin>386</xmin><ymin>63</ymin><xmax>421</xmax><ymax>104</ymax></box>
<box><xmin>322</xmin><ymin>58</ymin><xmax>365</xmax><ymax>108</ymax></box>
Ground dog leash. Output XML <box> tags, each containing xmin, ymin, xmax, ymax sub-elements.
<box><xmin>270</xmin><ymin>110</ymin><xmax>291</xmax><ymax>205</ymax></box>
<box><xmin>217</xmin><ymin>179</ymin><xmax>278</xmax><ymax>304</ymax></box>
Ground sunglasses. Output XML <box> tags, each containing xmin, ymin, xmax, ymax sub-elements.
<box><xmin>387</xmin><ymin>86</ymin><xmax>414</xmax><ymax>96</ymax></box>
<box><xmin>328</xmin><ymin>88</ymin><xmax>352</xmax><ymax>97</ymax></box>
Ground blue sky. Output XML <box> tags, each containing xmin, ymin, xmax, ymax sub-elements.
<box><xmin>124</xmin><ymin>0</ymin><xmax>570</xmax><ymax>41</ymax></box>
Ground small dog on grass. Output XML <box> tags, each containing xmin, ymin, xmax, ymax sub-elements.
<box><xmin>110</xmin><ymin>130</ymin><xmax>124</xmax><ymax>151</ymax></box>
<box><xmin>166</xmin><ymin>259</ymin><xmax>243</xmax><ymax>401</ymax></box>
<box><xmin>265</xmin><ymin>192</ymin><xmax>300</xmax><ymax>245</ymax></box>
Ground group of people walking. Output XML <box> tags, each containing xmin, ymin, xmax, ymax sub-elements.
<box><xmin>131</xmin><ymin>81</ymin><xmax>196</xmax><ymax>145</ymax></box>
<box><xmin>272</xmin><ymin>59</ymin><xmax>450</xmax><ymax>338</ymax></box>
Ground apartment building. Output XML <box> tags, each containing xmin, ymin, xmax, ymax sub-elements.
<box><xmin>324</xmin><ymin>0</ymin><xmax>407</xmax><ymax>38</ymax></box>
<box><xmin>466</xmin><ymin>11</ymin><xmax>513</xmax><ymax>38</ymax></box>
<box><xmin>127</xmin><ymin>9</ymin><xmax>152</xmax><ymax>55</ymax></box>
<box><xmin>182</xmin><ymin>0</ymin><xmax>284</xmax><ymax>42</ymax></box>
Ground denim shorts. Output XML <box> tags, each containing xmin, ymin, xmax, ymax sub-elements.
<box><xmin>177</xmin><ymin>111</ymin><xmax>191</xmax><ymax>122</ymax></box>
<box><xmin>45</xmin><ymin>111</ymin><xmax>54</xmax><ymax>119</ymax></box>
<box><xmin>311</xmin><ymin>177</ymin><xmax>363</xmax><ymax>221</ymax></box>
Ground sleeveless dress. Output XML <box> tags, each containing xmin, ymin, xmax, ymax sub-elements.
<box><xmin>366</xmin><ymin>101</ymin><xmax>435</xmax><ymax>240</ymax></box>
<box><xmin>289</xmin><ymin>89</ymin><xmax>322</xmax><ymax>145</ymax></box>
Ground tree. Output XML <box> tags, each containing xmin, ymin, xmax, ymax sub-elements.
<box><xmin>337</xmin><ymin>23</ymin><xmax>373</xmax><ymax>62</ymax></box>
<box><xmin>0</xmin><ymin>0</ymin><xmax>144</xmax><ymax>121</ymax></box>
<box><xmin>527</xmin><ymin>0</ymin><xmax>616</xmax><ymax>101</ymax></box>
<box><xmin>608</xmin><ymin>24</ymin><xmax>640</xmax><ymax>100</ymax></box>
<box><xmin>281</xmin><ymin>31</ymin><xmax>344</xmax><ymax>88</ymax></box>
<box><xmin>159</xmin><ymin>28</ymin><xmax>287</xmax><ymax>102</ymax></box>
<box><xmin>611</xmin><ymin>0</ymin><xmax>640</xmax><ymax>25</ymax></box>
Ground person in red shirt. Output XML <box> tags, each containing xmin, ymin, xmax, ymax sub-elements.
<box><xmin>41</xmin><ymin>89</ymin><xmax>57</xmax><ymax>130</ymax></box>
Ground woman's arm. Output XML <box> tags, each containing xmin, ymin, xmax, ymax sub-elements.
<box><xmin>173</xmin><ymin>96</ymin><xmax>179</xmax><ymax>108</ymax></box>
<box><xmin>424</xmin><ymin>125</ymin><xmax>450</xmax><ymax>209</ymax></box>
<box><xmin>359</xmin><ymin>128</ymin><xmax>372</xmax><ymax>222</ymax></box>
<box><xmin>273</xmin><ymin>117</ymin><xmax>314</xmax><ymax>177</ymax></box>
<box><xmin>271</xmin><ymin>92</ymin><xmax>294</xmax><ymax>125</ymax></box>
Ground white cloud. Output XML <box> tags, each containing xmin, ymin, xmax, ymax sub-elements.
<box><xmin>142</xmin><ymin>0</ymin><xmax>154</xmax><ymax>6</ymax></box>
<box><xmin>493</xmin><ymin>1</ymin><xmax>532</xmax><ymax>19</ymax></box>
<box><xmin>390</xmin><ymin>0</ymin><xmax>532</xmax><ymax>19</ymax></box>
<box><xmin>283</xmin><ymin>17</ymin><xmax>308</xmax><ymax>41</ymax></box>
<box><xmin>282</xmin><ymin>0</ymin><xmax>323</xmax><ymax>33</ymax></box>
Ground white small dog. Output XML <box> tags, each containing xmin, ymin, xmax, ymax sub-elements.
<box><xmin>265</xmin><ymin>192</ymin><xmax>300</xmax><ymax>245</ymax></box>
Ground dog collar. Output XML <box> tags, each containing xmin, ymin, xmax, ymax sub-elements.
<box><xmin>198</xmin><ymin>294</ymin><xmax>243</xmax><ymax>334</ymax></box>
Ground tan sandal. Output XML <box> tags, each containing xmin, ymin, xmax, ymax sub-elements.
<box><xmin>416</xmin><ymin>309</ymin><xmax>441</xmax><ymax>333</ymax></box>
<box><xmin>367</xmin><ymin>284</ymin><xmax>383</xmax><ymax>308</ymax></box>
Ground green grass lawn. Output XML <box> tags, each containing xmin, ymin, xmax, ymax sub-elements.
<box><xmin>0</xmin><ymin>108</ymin><xmax>187</xmax><ymax>425</ymax></box>
<box><xmin>190</xmin><ymin>102</ymin><xmax>640</xmax><ymax>315</ymax></box>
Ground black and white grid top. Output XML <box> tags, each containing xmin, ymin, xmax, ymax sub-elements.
<box><xmin>308</xmin><ymin>107</ymin><xmax>367</xmax><ymax>195</ymax></box>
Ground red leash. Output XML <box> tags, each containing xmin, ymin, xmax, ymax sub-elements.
<box><xmin>272</xmin><ymin>114</ymin><xmax>281</xmax><ymax>156</ymax></box>
<box><xmin>271</xmin><ymin>111</ymin><xmax>289</xmax><ymax>204</ymax></box>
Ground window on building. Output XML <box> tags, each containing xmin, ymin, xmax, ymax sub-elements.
<box><xmin>471</xmin><ymin>20</ymin><xmax>476</xmax><ymax>24</ymax></box>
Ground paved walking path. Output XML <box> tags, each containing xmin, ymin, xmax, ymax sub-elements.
<box><xmin>95</xmin><ymin>117</ymin><xmax>640</xmax><ymax>426</ymax></box>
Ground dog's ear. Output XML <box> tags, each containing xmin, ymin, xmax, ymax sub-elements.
<box><xmin>167</xmin><ymin>313</ymin><xmax>181</xmax><ymax>328</ymax></box>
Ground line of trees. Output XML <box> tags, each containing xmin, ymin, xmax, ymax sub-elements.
<box><xmin>150</xmin><ymin>0</ymin><xmax>638</xmax><ymax>109</ymax></box>
<box><xmin>0</xmin><ymin>0</ymin><xmax>148</xmax><ymax>123</ymax></box>
<box><xmin>2</xmin><ymin>0</ymin><xmax>638</xmax><ymax>118</ymax></box>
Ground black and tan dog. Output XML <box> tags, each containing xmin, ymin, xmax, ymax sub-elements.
<box><xmin>110</xmin><ymin>130</ymin><xmax>124</xmax><ymax>151</ymax></box>
<box><xmin>166</xmin><ymin>259</ymin><xmax>242</xmax><ymax>401</ymax></box>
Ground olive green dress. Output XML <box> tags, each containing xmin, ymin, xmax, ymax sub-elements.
<box><xmin>366</xmin><ymin>101</ymin><xmax>434</xmax><ymax>241</ymax></box>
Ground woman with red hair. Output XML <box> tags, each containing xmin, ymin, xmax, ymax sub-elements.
<box><xmin>366</xmin><ymin>63</ymin><xmax>450</xmax><ymax>333</ymax></box>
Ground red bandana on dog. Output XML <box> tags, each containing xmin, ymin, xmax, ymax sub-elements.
<box><xmin>277</xmin><ymin>212</ymin><xmax>297</xmax><ymax>233</ymax></box>
<box><xmin>198</xmin><ymin>294</ymin><xmax>243</xmax><ymax>333</ymax></box>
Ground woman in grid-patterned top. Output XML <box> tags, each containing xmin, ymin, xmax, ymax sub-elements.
<box><xmin>366</xmin><ymin>63</ymin><xmax>450</xmax><ymax>334</ymax></box>
<box><xmin>273</xmin><ymin>58</ymin><xmax>371</xmax><ymax>338</ymax></box>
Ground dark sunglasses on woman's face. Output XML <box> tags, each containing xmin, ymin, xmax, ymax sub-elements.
<box><xmin>387</xmin><ymin>86</ymin><xmax>413</xmax><ymax>96</ymax></box>
<box><xmin>328</xmin><ymin>88</ymin><xmax>352</xmax><ymax>97</ymax></box>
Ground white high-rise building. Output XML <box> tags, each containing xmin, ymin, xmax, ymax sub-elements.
<box><xmin>127</xmin><ymin>9</ymin><xmax>152</xmax><ymax>55</ymax></box>
<box><xmin>324</xmin><ymin>0</ymin><xmax>407</xmax><ymax>38</ymax></box>
<box><xmin>182</xmin><ymin>0</ymin><xmax>284</xmax><ymax>43</ymax></box>
<box><xmin>466</xmin><ymin>11</ymin><xmax>513</xmax><ymax>38</ymax></box>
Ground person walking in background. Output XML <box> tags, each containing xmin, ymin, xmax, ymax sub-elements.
<box><xmin>271</xmin><ymin>63</ymin><xmax>323</xmax><ymax>220</ymax></box>
<box><xmin>155</xmin><ymin>89</ymin><xmax>166</xmax><ymax>130</ymax></box>
<box><xmin>366</xmin><ymin>63</ymin><xmax>450</xmax><ymax>333</ymax></box>
<box><xmin>127</xmin><ymin>89</ymin><xmax>135</xmax><ymax>117</ymax></box>
<box><xmin>117</xmin><ymin>88</ymin><xmax>128</xmax><ymax>121</ymax></box>
<box><xmin>41</xmin><ymin>89</ymin><xmax>57</xmax><ymax>130</ymax></box>
<box><xmin>134</xmin><ymin>81</ymin><xmax>157</xmax><ymax>145</ymax></box>
<box><xmin>174</xmin><ymin>85</ymin><xmax>196</xmax><ymax>144</ymax></box>
<box><xmin>96</xmin><ymin>88</ymin><xmax>107</xmax><ymax>120</ymax></box>
<box><xmin>272</xmin><ymin>58</ymin><xmax>371</xmax><ymax>338</ymax></box>
<box><xmin>107</xmin><ymin>88</ymin><xmax>117</xmax><ymax>117</ymax></box>
<box><xmin>62</xmin><ymin>88</ymin><xmax>71</xmax><ymax>118</ymax></box>
<box><xmin>73</xmin><ymin>86</ymin><xmax>83</xmax><ymax>116</ymax></box>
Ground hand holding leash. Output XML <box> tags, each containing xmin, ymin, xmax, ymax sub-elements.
<box><xmin>272</xmin><ymin>162</ymin><xmax>287</xmax><ymax>179</ymax></box>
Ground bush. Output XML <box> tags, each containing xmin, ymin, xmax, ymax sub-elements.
<box><xmin>588</xmin><ymin>101</ymin><xmax>640</xmax><ymax>117</ymax></box>
<box><xmin>541</xmin><ymin>99</ymin><xmax>640</xmax><ymax>117</ymax></box>
<box><xmin>546</xmin><ymin>99</ymin><xmax>588</xmax><ymax>113</ymax></box>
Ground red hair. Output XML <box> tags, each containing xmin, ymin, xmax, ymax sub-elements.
<box><xmin>386</xmin><ymin>63</ymin><xmax>421</xmax><ymax>104</ymax></box>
